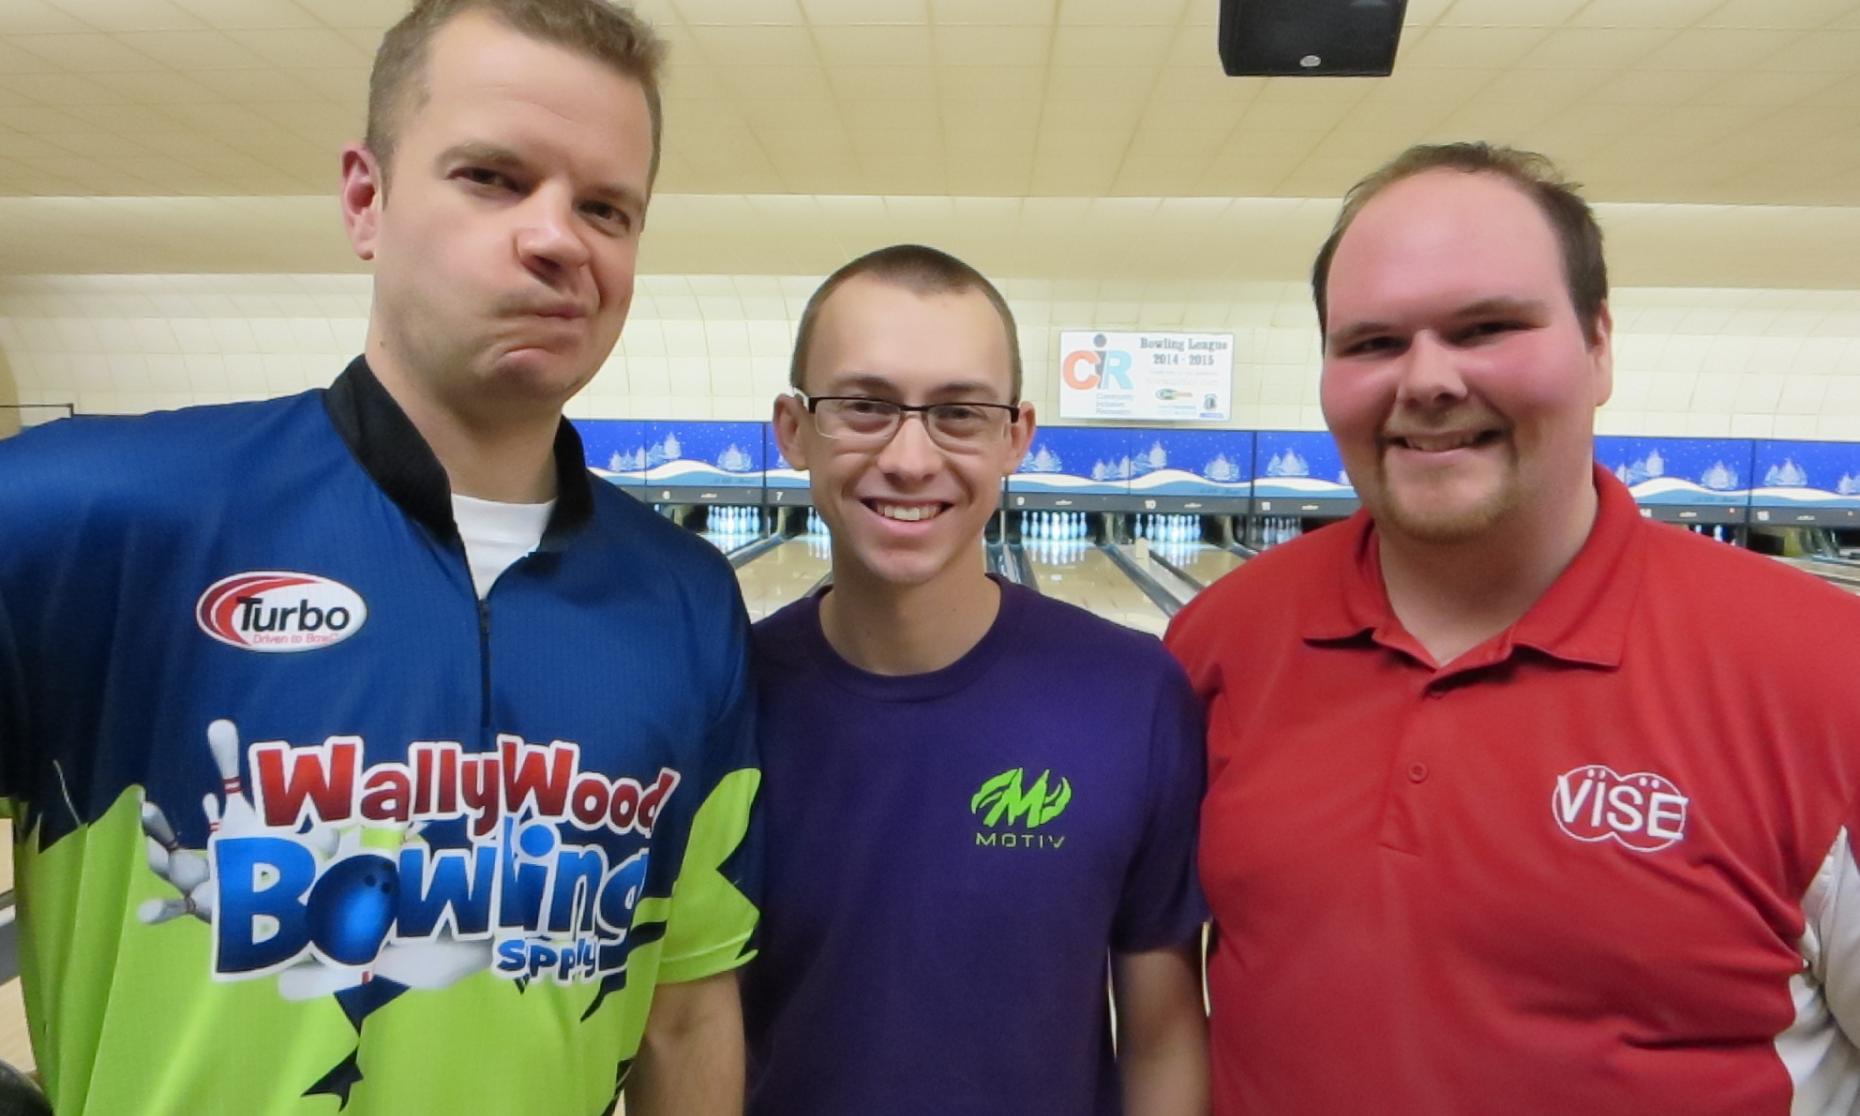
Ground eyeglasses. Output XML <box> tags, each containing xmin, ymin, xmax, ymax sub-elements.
<box><xmin>798</xmin><ymin>393</ymin><xmax>1020</xmax><ymax>451</ymax></box>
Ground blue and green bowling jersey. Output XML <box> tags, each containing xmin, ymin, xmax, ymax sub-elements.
<box><xmin>0</xmin><ymin>359</ymin><xmax>761</xmax><ymax>1114</ymax></box>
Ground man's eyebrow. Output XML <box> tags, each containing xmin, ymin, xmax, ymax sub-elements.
<box><xmin>821</xmin><ymin>373</ymin><xmax>1003</xmax><ymax>399</ymax></box>
<box><xmin>434</xmin><ymin>140</ymin><xmax>524</xmax><ymax>172</ymax></box>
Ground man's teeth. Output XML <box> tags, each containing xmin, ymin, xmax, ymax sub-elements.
<box><xmin>875</xmin><ymin>503</ymin><xmax>938</xmax><ymax>522</ymax></box>
<box><xmin>1402</xmin><ymin>432</ymin><xmax>1484</xmax><ymax>452</ymax></box>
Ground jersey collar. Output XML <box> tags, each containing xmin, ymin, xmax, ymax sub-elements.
<box><xmin>1305</xmin><ymin>463</ymin><xmax>1643</xmax><ymax>672</ymax></box>
<box><xmin>322</xmin><ymin>355</ymin><xmax>594</xmax><ymax>551</ymax></box>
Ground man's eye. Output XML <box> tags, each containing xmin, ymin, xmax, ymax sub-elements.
<box><xmin>582</xmin><ymin>202</ymin><xmax>632</xmax><ymax>231</ymax></box>
<box><xmin>843</xmin><ymin>400</ymin><xmax>892</xmax><ymax>416</ymax></box>
<box><xmin>1462</xmin><ymin>321</ymin><xmax>1524</xmax><ymax>342</ymax></box>
<box><xmin>458</xmin><ymin>167</ymin><xmax>515</xmax><ymax>191</ymax></box>
<box><xmin>1342</xmin><ymin>336</ymin><xmax>1398</xmax><ymax>356</ymax></box>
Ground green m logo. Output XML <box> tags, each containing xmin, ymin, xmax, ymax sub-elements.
<box><xmin>970</xmin><ymin>768</ymin><xmax>1072</xmax><ymax>830</ymax></box>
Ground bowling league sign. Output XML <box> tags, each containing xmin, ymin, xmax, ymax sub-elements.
<box><xmin>1058</xmin><ymin>330</ymin><xmax>1233</xmax><ymax>422</ymax></box>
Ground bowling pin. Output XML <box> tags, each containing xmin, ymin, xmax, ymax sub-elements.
<box><xmin>142</xmin><ymin>801</ymin><xmax>210</xmax><ymax>892</ymax></box>
<box><xmin>206</xmin><ymin>720</ymin><xmax>263</xmax><ymax>838</ymax></box>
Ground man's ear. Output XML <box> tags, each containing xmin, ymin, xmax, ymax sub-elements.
<box><xmin>1589</xmin><ymin>301</ymin><xmax>1614</xmax><ymax>409</ymax></box>
<box><xmin>772</xmin><ymin>391</ymin><xmax>810</xmax><ymax>470</ymax></box>
<box><xmin>339</xmin><ymin>143</ymin><xmax>386</xmax><ymax>263</ymax></box>
<box><xmin>1003</xmin><ymin>401</ymin><xmax>1036</xmax><ymax>474</ymax></box>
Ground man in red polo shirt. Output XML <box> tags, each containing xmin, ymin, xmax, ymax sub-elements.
<box><xmin>1167</xmin><ymin>142</ymin><xmax>1860</xmax><ymax>1114</ymax></box>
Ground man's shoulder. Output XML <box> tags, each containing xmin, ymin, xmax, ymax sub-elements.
<box><xmin>1640</xmin><ymin>520</ymin><xmax>1860</xmax><ymax>627</ymax></box>
<box><xmin>1170</xmin><ymin>519</ymin><xmax>1354</xmax><ymax>643</ymax></box>
<box><xmin>1012</xmin><ymin>584</ymin><xmax>1173</xmax><ymax>663</ymax></box>
<box><xmin>584</xmin><ymin>483</ymin><xmax>740</xmax><ymax>587</ymax></box>
<box><xmin>0</xmin><ymin>393</ymin><xmax>324</xmax><ymax>524</ymax></box>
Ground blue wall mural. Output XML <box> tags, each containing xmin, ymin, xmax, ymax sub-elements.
<box><xmin>1252</xmin><ymin>430</ymin><xmax>1354</xmax><ymax>500</ymax></box>
<box><xmin>1593</xmin><ymin>436</ymin><xmax>1751</xmax><ymax>506</ymax></box>
<box><xmin>1009</xmin><ymin>426</ymin><xmax>1134</xmax><ymax>495</ymax></box>
<box><xmin>1750</xmin><ymin>439</ymin><xmax>1860</xmax><ymax>509</ymax></box>
<box><xmin>1124</xmin><ymin>428</ymin><xmax>1254</xmax><ymax>497</ymax></box>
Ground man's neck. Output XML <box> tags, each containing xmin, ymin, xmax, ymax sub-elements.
<box><xmin>818</xmin><ymin>553</ymin><xmax>1000</xmax><ymax>677</ymax></box>
<box><xmin>1378</xmin><ymin>483</ymin><xmax>1599</xmax><ymax>667</ymax></box>
<box><xmin>367</xmin><ymin>347</ymin><xmax>560</xmax><ymax>504</ymax></box>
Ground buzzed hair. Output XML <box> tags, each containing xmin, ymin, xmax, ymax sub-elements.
<box><xmin>366</xmin><ymin>0</ymin><xmax>667</xmax><ymax>187</ymax></box>
<box><xmin>1311</xmin><ymin>142</ymin><xmax>1609</xmax><ymax>345</ymax></box>
<box><xmin>790</xmin><ymin>244</ymin><xmax>1023</xmax><ymax>401</ymax></box>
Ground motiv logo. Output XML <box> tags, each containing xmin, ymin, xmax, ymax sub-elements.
<box><xmin>196</xmin><ymin>571</ymin><xmax>367</xmax><ymax>653</ymax></box>
<box><xmin>971</xmin><ymin>767</ymin><xmax>1071</xmax><ymax>850</ymax></box>
<box><xmin>1551</xmin><ymin>764</ymin><xmax>1689</xmax><ymax>852</ymax></box>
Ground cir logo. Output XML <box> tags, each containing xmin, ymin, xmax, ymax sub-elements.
<box><xmin>196</xmin><ymin>571</ymin><xmax>367</xmax><ymax>653</ymax></box>
<box><xmin>1062</xmin><ymin>333</ymin><xmax>1133</xmax><ymax>391</ymax></box>
<box><xmin>1551</xmin><ymin>764</ymin><xmax>1689</xmax><ymax>852</ymax></box>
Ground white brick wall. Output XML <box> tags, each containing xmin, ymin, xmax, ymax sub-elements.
<box><xmin>3</xmin><ymin>275</ymin><xmax>1858</xmax><ymax>439</ymax></box>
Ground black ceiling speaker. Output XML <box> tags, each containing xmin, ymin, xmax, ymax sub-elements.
<box><xmin>1218</xmin><ymin>0</ymin><xmax>1409</xmax><ymax>77</ymax></box>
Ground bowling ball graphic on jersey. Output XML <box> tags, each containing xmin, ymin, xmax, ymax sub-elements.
<box><xmin>306</xmin><ymin>853</ymin><xmax>399</xmax><ymax>966</ymax></box>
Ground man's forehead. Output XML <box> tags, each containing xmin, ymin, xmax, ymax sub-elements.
<box><xmin>1330</xmin><ymin>171</ymin><xmax>1563</xmax><ymax>299</ymax></box>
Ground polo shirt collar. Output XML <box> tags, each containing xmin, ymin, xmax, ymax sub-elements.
<box><xmin>321</xmin><ymin>355</ymin><xmax>595</xmax><ymax>550</ymax></box>
<box><xmin>1303</xmin><ymin>462</ymin><xmax>1644</xmax><ymax>671</ymax></box>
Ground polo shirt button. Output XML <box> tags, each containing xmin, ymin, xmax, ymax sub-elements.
<box><xmin>1407</xmin><ymin>762</ymin><xmax>1429</xmax><ymax>783</ymax></box>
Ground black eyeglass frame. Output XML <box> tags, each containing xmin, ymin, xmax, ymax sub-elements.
<box><xmin>795</xmin><ymin>392</ymin><xmax>1022</xmax><ymax>444</ymax></box>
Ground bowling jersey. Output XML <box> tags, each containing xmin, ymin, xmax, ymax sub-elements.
<box><xmin>743</xmin><ymin>582</ymin><xmax>1207</xmax><ymax>1116</ymax></box>
<box><xmin>0</xmin><ymin>358</ymin><xmax>761</xmax><ymax>1115</ymax></box>
<box><xmin>1166</xmin><ymin>466</ymin><xmax>1860</xmax><ymax>1115</ymax></box>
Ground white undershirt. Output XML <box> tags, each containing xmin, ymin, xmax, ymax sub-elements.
<box><xmin>451</xmin><ymin>493</ymin><xmax>555</xmax><ymax>599</ymax></box>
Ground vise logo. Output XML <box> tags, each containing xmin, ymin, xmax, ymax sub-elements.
<box><xmin>1551</xmin><ymin>765</ymin><xmax>1690</xmax><ymax>852</ymax></box>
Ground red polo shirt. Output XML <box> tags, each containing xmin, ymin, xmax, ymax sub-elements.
<box><xmin>1167</xmin><ymin>466</ymin><xmax>1860</xmax><ymax>1115</ymax></box>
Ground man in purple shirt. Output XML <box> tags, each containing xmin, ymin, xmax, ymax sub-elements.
<box><xmin>744</xmin><ymin>244</ymin><xmax>1209</xmax><ymax>1115</ymax></box>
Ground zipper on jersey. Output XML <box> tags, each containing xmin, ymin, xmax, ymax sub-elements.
<box><xmin>477</xmin><ymin>596</ymin><xmax>493</xmax><ymax>741</ymax></box>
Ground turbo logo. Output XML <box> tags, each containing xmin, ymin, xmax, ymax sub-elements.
<box><xmin>196</xmin><ymin>571</ymin><xmax>367</xmax><ymax>653</ymax></box>
<box><xmin>1551</xmin><ymin>764</ymin><xmax>1690</xmax><ymax>852</ymax></box>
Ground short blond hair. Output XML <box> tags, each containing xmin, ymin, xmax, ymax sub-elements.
<box><xmin>367</xmin><ymin>0</ymin><xmax>667</xmax><ymax>185</ymax></box>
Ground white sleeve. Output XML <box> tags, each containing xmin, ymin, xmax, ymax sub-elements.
<box><xmin>1776</xmin><ymin>826</ymin><xmax>1860</xmax><ymax>1114</ymax></box>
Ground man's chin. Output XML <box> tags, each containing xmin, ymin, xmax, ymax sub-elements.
<box><xmin>1377</xmin><ymin>490</ymin><xmax>1515</xmax><ymax>545</ymax></box>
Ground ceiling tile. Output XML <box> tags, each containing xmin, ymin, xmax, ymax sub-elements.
<box><xmin>718</xmin><ymin>64</ymin><xmax>834</xmax><ymax>99</ymax></box>
<box><xmin>1760</xmin><ymin>30</ymin><xmax>1860</xmax><ymax>72</ymax></box>
<box><xmin>1704</xmin><ymin>0</ymin><xmax>1853</xmax><ymax>29</ymax></box>
<box><xmin>1567</xmin><ymin>0</ymin><xmax>1721</xmax><ymax>28</ymax></box>
<box><xmin>1052</xmin><ymin>23</ymin><xmax>1171</xmax><ymax>67</ymax></box>
<box><xmin>936</xmin><ymin>65</ymin><xmax>1046</xmax><ymax>101</ymax></box>
<box><xmin>115</xmin><ymin>28</ymin><xmax>262</xmax><ymax>68</ymax></box>
<box><xmin>1638</xmin><ymin>28</ymin><xmax>1800</xmax><ymax>69</ymax></box>
<box><xmin>688</xmin><ymin>24</ymin><xmax>816</xmax><ymax>65</ymax></box>
<box><xmin>224</xmin><ymin>27</ymin><xmax>369</xmax><ymax>68</ymax></box>
<box><xmin>674</xmin><ymin>0</ymin><xmax>804</xmax><ymax>24</ymax></box>
<box><xmin>10</xmin><ymin>32</ymin><xmax>164</xmax><ymax>71</ymax></box>
<box><xmin>814</xmin><ymin>25</ymin><xmax>932</xmax><ymax>66</ymax></box>
<box><xmin>297</xmin><ymin>0</ymin><xmax>400</xmax><ymax>28</ymax></box>
<box><xmin>933</xmin><ymin>25</ymin><xmax>1049</xmax><ymax>66</ymax></box>
<box><xmin>169</xmin><ymin>0</ymin><xmax>319</xmax><ymax>30</ymax></box>
<box><xmin>934</xmin><ymin>0</ymin><xmax>1056</xmax><ymax>26</ymax></box>
<box><xmin>801</xmin><ymin>0</ymin><xmax>927</xmax><ymax>24</ymax></box>
<box><xmin>1399</xmin><ymin>25</ymin><xmax>1550</xmax><ymax>68</ymax></box>
<box><xmin>1438</xmin><ymin>0</ymin><xmax>1589</xmax><ymax>27</ymax></box>
<box><xmin>0</xmin><ymin>0</ymin><xmax>88</xmax><ymax>34</ymax></box>
<box><xmin>1517</xmin><ymin>28</ymin><xmax>1676</xmax><ymax>69</ymax></box>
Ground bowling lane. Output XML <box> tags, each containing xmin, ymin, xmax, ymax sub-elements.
<box><xmin>1146</xmin><ymin>541</ymin><xmax>1246</xmax><ymax>592</ymax></box>
<box><xmin>1777</xmin><ymin>556</ymin><xmax>1860</xmax><ymax>594</ymax></box>
<box><xmin>1022</xmin><ymin>541</ymin><xmax>1169</xmax><ymax>636</ymax></box>
<box><xmin>733</xmin><ymin>536</ymin><xmax>833</xmax><ymax>620</ymax></box>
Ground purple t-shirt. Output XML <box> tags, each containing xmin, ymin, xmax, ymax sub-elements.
<box><xmin>744</xmin><ymin>579</ymin><xmax>1207</xmax><ymax>1116</ymax></box>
